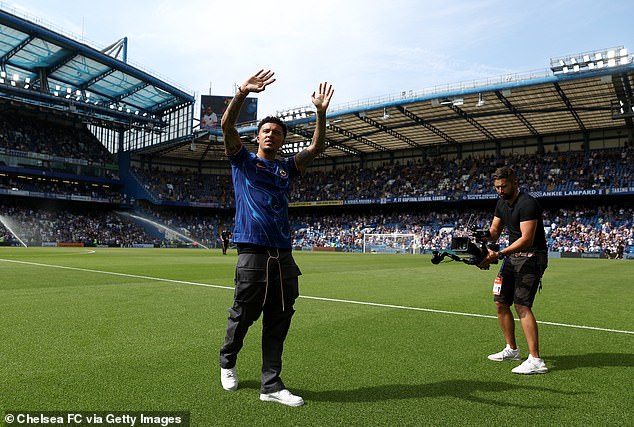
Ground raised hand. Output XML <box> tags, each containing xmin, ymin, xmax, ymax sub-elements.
<box><xmin>241</xmin><ymin>69</ymin><xmax>276</xmax><ymax>94</ymax></box>
<box><xmin>311</xmin><ymin>82</ymin><xmax>334</xmax><ymax>114</ymax></box>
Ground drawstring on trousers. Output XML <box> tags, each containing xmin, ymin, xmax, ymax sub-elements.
<box><xmin>264</xmin><ymin>248</ymin><xmax>285</xmax><ymax>311</ymax></box>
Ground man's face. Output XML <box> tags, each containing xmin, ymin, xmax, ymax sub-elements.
<box><xmin>257</xmin><ymin>122</ymin><xmax>285</xmax><ymax>154</ymax></box>
<box><xmin>494</xmin><ymin>177</ymin><xmax>518</xmax><ymax>200</ymax></box>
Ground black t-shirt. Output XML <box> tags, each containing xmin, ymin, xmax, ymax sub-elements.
<box><xmin>494</xmin><ymin>192</ymin><xmax>547</xmax><ymax>250</ymax></box>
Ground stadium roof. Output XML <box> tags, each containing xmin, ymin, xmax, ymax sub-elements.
<box><xmin>156</xmin><ymin>47</ymin><xmax>634</xmax><ymax>163</ymax></box>
<box><xmin>0</xmin><ymin>9</ymin><xmax>194</xmax><ymax>129</ymax></box>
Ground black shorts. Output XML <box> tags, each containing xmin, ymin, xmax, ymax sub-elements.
<box><xmin>494</xmin><ymin>251</ymin><xmax>547</xmax><ymax>307</ymax></box>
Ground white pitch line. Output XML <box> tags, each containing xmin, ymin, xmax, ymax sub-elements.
<box><xmin>0</xmin><ymin>258</ymin><xmax>232</xmax><ymax>291</ymax></box>
<box><xmin>2</xmin><ymin>258</ymin><xmax>633</xmax><ymax>336</ymax></box>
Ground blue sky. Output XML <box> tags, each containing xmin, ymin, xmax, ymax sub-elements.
<box><xmin>4</xmin><ymin>0</ymin><xmax>634</xmax><ymax>118</ymax></box>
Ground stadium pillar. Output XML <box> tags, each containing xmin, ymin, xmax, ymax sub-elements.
<box><xmin>582</xmin><ymin>132</ymin><xmax>589</xmax><ymax>153</ymax></box>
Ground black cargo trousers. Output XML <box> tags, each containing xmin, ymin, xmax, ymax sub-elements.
<box><xmin>219</xmin><ymin>244</ymin><xmax>301</xmax><ymax>394</ymax></box>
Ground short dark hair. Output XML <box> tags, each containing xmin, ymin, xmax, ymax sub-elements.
<box><xmin>257</xmin><ymin>116</ymin><xmax>287</xmax><ymax>139</ymax></box>
<box><xmin>493</xmin><ymin>166</ymin><xmax>517</xmax><ymax>181</ymax></box>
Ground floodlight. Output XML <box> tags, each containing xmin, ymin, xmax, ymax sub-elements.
<box><xmin>608</xmin><ymin>58</ymin><xmax>616</xmax><ymax>67</ymax></box>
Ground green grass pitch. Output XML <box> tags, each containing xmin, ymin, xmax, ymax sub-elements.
<box><xmin>0</xmin><ymin>247</ymin><xmax>632</xmax><ymax>426</ymax></box>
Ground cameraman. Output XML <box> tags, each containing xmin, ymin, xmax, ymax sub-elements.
<box><xmin>478</xmin><ymin>166</ymin><xmax>549</xmax><ymax>374</ymax></box>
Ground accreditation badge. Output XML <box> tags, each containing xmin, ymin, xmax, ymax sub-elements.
<box><xmin>493</xmin><ymin>276</ymin><xmax>503</xmax><ymax>295</ymax></box>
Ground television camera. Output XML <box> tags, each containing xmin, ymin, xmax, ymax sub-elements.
<box><xmin>431</xmin><ymin>228</ymin><xmax>499</xmax><ymax>268</ymax></box>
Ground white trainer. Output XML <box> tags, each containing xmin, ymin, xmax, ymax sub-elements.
<box><xmin>487</xmin><ymin>344</ymin><xmax>521</xmax><ymax>361</ymax></box>
<box><xmin>260</xmin><ymin>389</ymin><xmax>304</xmax><ymax>407</ymax></box>
<box><xmin>220</xmin><ymin>367</ymin><xmax>238</xmax><ymax>391</ymax></box>
<box><xmin>512</xmin><ymin>355</ymin><xmax>549</xmax><ymax>374</ymax></box>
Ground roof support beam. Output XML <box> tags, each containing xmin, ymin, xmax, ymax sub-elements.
<box><xmin>0</xmin><ymin>34</ymin><xmax>34</xmax><ymax>63</ymax></box>
<box><xmin>287</xmin><ymin>124</ymin><xmax>355</xmax><ymax>156</ymax></box>
<box><xmin>30</xmin><ymin>49</ymin><xmax>78</xmax><ymax>90</ymax></box>
<box><xmin>354</xmin><ymin>112</ymin><xmax>421</xmax><ymax>148</ymax></box>
<box><xmin>495</xmin><ymin>90</ymin><xmax>539</xmax><ymax>136</ymax></box>
<box><xmin>326</xmin><ymin>123</ymin><xmax>389</xmax><ymax>152</ymax></box>
<box><xmin>395</xmin><ymin>105</ymin><xmax>457</xmax><ymax>144</ymax></box>
<box><xmin>448</xmin><ymin>104</ymin><xmax>497</xmax><ymax>141</ymax></box>
<box><xmin>553</xmin><ymin>82</ymin><xmax>587</xmax><ymax>132</ymax></box>
<box><xmin>112</xmin><ymin>81</ymin><xmax>150</xmax><ymax>103</ymax></box>
<box><xmin>609</xmin><ymin>73</ymin><xmax>634</xmax><ymax>127</ymax></box>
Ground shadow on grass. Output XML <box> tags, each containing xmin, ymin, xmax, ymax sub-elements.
<box><xmin>235</xmin><ymin>379</ymin><xmax>261</xmax><ymax>390</ymax></box>
<box><xmin>296</xmin><ymin>380</ymin><xmax>577</xmax><ymax>407</ymax></box>
<box><xmin>547</xmin><ymin>352</ymin><xmax>634</xmax><ymax>371</ymax></box>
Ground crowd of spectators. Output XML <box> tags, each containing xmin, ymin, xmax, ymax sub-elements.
<box><xmin>133</xmin><ymin>146</ymin><xmax>632</xmax><ymax>205</ymax></box>
<box><xmin>0</xmin><ymin>204</ymin><xmax>159</xmax><ymax>247</ymax></box>
<box><xmin>1</xmin><ymin>202</ymin><xmax>631</xmax><ymax>257</ymax></box>
<box><xmin>132</xmin><ymin>167</ymin><xmax>232</xmax><ymax>205</ymax></box>
<box><xmin>289</xmin><ymin>206</ymin><xmax>633</xmax><ymax>256</ymax></box>
<box><xmin>0</xmin><ymin>111</ymin><xmax>630</xmax><ymax>255</ymax></box>
<box><xmin>0</xmin><ymin>113</ymin><xmax>115</xmax><ymax>166</ymax></box>
<box><xmin>0</xmin><ymin>174</ymin><xmax>123</xmax><ymax>203</ymax></box>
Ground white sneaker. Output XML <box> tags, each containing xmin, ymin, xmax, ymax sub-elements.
<box><xmin>220</xmin><ymin>367</ymin><xmax>238</xmax><ymax>391</ymax></box>
<box><xmin>487</xmin><ymin>344</ymin><xmax>521</xmax><ymax>361</ymax></box>
<box><xmin>512</xmin><ymin>355</ymin><xmax>548</xmax><ymax>374</ymax></box>
<box><xmin>260</xmin><ymin>389</ymin><xmax>304</xmax><ymax>407</ymax></box>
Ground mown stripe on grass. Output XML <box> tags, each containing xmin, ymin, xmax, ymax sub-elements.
<box><xmin>2</xmin><ymin>257</ymin><xmax>633</xmax><ymax>336</ymax></box>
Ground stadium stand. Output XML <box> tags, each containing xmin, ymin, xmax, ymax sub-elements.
<box><xmin>0</xmin><ymin>9</ymin><xmax>631</xmax><ymax>258</ymax></box>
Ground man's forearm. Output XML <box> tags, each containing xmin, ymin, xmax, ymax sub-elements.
<box><xmin>295</xmin><ymin>111</ymin><xmax>326</xmax><ymax>171</ymax></box>
<box><xmin>221</xmin><ymin>88</ymin><xmax>248</xmax><ymax>153</ymax></box>
<box><xmin>312</xmin><ymin>110</ymin><xmax>327</xmax><ymax>152</ymax></box>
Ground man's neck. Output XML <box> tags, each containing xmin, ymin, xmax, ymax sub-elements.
<box><xmin>506</xmin><ymin>190</ymin><xmax>520</xmax><ymax>206</ymax></box>
<box><xmin>257</xmin><ymin>149</ymin><xmax>276</xmax><ymax>161</ymax></box>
